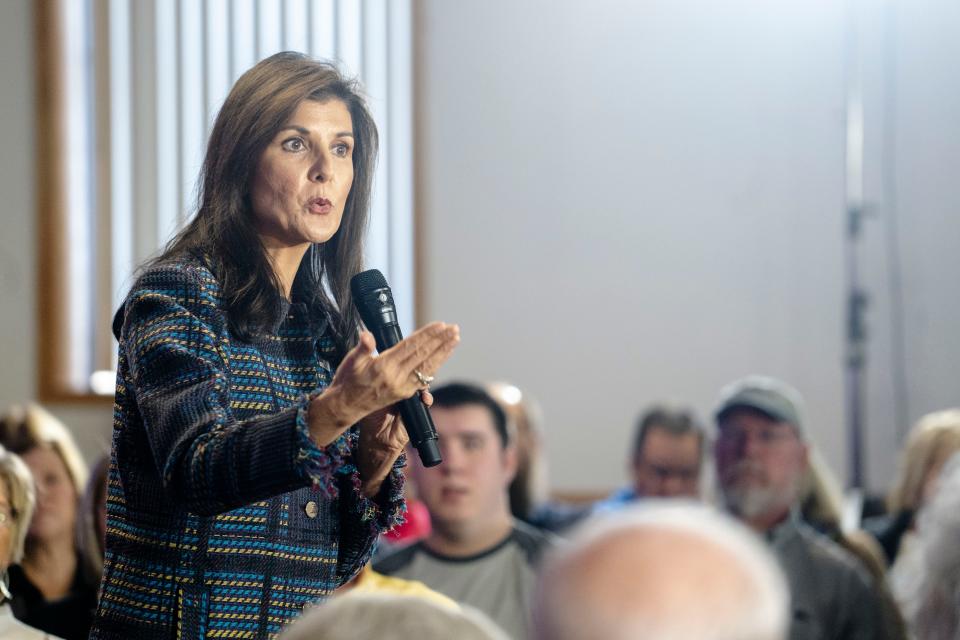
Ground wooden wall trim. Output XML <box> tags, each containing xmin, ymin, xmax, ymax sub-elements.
<box><xmin>34</xmin><ymin>0</ymin><xmax>111</xmax><ymax>405</ymax></box>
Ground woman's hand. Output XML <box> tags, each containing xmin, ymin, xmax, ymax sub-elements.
<box><xmin>354</xmin><ymin>389</ymin><xmax>434</xmax><ymax>497</ymax></box>
<box><xmin>306</xmin><ymin>322</ymin><xmax>458</xmax><ymax>448</ymax></box>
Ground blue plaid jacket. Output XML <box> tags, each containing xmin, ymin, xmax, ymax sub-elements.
<box><xmin>90</xmin><ymin>255</ymin><xmax>404</xmax><ymax>639</ymax></box>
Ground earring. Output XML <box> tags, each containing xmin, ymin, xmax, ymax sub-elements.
<box><xmin>0</xmin><ymin>569</ymin><xmax>11</xmax><ymax>601</ymax></box>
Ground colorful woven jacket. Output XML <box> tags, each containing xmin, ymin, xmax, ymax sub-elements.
<box><xmin>90</xmin><ymin>254</ymin><xmax>405</xmax><ymax>639</ymax></box>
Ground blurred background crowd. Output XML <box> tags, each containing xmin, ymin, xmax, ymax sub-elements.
<box><xmin>1</xmin><ymin>381</ymin><xmax>958</xmax><ymax>638</ymax></box>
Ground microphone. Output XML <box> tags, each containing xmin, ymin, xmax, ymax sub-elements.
<box><xmin>350</xmin><ymin>269</ymin><xmax>443</xmax><ymax>467</ymax></box>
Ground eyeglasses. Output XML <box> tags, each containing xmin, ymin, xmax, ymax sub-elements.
<box><xmin>715</xmin><ymin>424</ymin><xmax>798</xmax><ymax>449</ymax></box>
<box><xmin>636</xmin><ymin>460</ymin><xmax>700</xmax><ymax>483</ymax></box>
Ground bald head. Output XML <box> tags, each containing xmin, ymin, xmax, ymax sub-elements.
<box><xmin>280</xmin><ymin>593</ymin><xmax>508</xmax><ymax>640</ymax></box>
<box><xmin>533</xmin><ymin>503</ymin><xmax>789</xmax><ymax>640</ymax></box>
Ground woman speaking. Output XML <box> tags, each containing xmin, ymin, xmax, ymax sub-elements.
<box><xmin>90</xmin><ymin>52</ymin><xmax>459</xmax><ymax>639</ymax></box>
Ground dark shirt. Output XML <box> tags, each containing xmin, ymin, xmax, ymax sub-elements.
<box><xmin>767</xmin><ymin>514</ymin><xmax>885</xmax><ymax>640</ymax></box>
<box><xmin>863</xmin><ymin>509</ymin><xmax>914</xmax><ymax>565</ymax></box>
<box><xmin>8</xmin><ymin>561</ymin><xmax>98</xmax><ymax>640</ymax></box>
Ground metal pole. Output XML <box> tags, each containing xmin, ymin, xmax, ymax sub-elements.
<box><xmin>844</xmin><ymin>0</ymin><xmax>868</xmax><ymax>490</ymax></box>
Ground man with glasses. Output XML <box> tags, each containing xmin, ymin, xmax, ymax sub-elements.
<box><xmin>714</xmin><ymin>376</ymin><xmax>883</xmax><ymax>640</ymax></box>
<box><xmin>594</xmin><ymin>406</ymin><xmax>704</xmax><ymax>515</ymax></box>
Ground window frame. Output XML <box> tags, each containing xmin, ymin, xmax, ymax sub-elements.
<box><xmin>35</xmin><ymin>0</ymin><xmax>420</xmax><ymax>404</ymax></box>
<box><xmin>35</xmin><ymin>0</ymin><xmax>98</xmax><ymax>403</ymax></box>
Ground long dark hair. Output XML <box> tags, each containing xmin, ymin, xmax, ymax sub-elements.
<box><xmin>151</xmin><ymin>51</ymin><xmax>378</xmax><ymax>350</ymax></box>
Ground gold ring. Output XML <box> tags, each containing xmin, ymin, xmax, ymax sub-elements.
<box><xmin>414</xmin><ymin>370</ymin><xmax>435</xmax><ymax>386</ymax></box>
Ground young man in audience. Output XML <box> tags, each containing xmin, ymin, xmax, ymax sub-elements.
<box><xmin>532</xmin><ymin>502</ymin><xmax>790</xmax><ymax>640</ymax></box>
<box><xmin>713</xmin><ymin>375</ymin><xmax>893</xmax><ymax>640</ymax></box>
<box><xmin>594</xmin><ymin>405</ymin><xmax>704</xmax><ymax>512</ymax></box>
<box><xmin>375</xmin><ymin>382</ymin><xmax>554</xmax><ymax>640</ymax></box>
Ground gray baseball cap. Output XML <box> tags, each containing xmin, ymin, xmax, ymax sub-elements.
<box><xmin>714</xmin><ymin>375</ymin><xmax>806</xmax><ymax>439</ymax></box>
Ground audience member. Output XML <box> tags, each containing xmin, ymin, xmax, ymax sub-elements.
<box><xmin>279</xmin><ymin>593</ymin><xmax>509</xmax><ymax>640</ymax></box>
<box><xmin>799</xmin><ymin>445</ymin><xmax>908</xmax><ymax>639</ymax></box>
<box><xmin>713</xmin><ymin>375</ymin><xmax>888</xmax><ymax>640</ymax></box>
<box><xmin>487</xmin><ymin>382</ymin><xmax>586</xmax><ymax>532</ymax></box>
<box><xmin>0</xmin><ymin>445</ymin><xmax>64</xmax><ymax>638</ymax></box>
<box><xmin>0</xmin><ymin>405</ymin><xmax>98</xmax><ymax>640</ymax></box>
<box><xmin>375</xmin><ymin>382</ymin><xmax>555</xmax><ymax>640</ymax></box>
<box><xmin>891</xmin><ymin>452</ymin><xmax>960</xmax><ymax>640</ymax></box>
<box><xmin>801</xmin><ymin>449</ymin><xmax>886</xmax><ymax>570</ymax></box>
<box><xmin>866</xmin><ymin>409</ymin><xmax>960</xmax><ymax>565</ymax></box>
<box><xmin>594</xmin><ymin>405</ymin><xmax>704</xmax><ymax>512</ymax></box>
<box><xmin>532</xmin><ymin>502</ymin><xmax>789</xmax><ymax>640</ymax></box>
<box><xmin>486</xmin><ymin>382</ymin><xmax>545</xmax><ymax>521</ymax></box>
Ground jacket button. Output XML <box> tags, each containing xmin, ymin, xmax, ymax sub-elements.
<box><xmin>305</xmin><ymin>501</ymin><xmax>319</xmax><ymax>518</ymax></box>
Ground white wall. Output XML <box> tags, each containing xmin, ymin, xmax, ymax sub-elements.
<box><xmin>416</xmin><ymin>0</ymin><xmax>960</xmax><ymax>494</ymax></box>
<box><xmin>887</xmin><ymin>0</ymin><xmax>960</xmax><ymax>435</ymax></box>
<box><xmin>856</xmin><ymin>0</ymin><xmax>960</xmax><ymax>489</ymax></box>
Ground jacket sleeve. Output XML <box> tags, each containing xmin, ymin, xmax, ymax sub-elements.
<box><xmin>121</xmin><ymin>263</ymin><xmax>351</xmax><ymax>516</ymax></box>
<box><xmin>333</xmin><ymin>447</ymin><xmax>408</xmax><ymax>584</ymax></box>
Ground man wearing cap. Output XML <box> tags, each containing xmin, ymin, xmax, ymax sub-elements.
<box><xmin>713</xmin><ymin>375</ymin><xmax>885</xmax><ymax>640</ymax></box>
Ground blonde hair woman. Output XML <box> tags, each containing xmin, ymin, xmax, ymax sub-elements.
<box><xmin>892</xmin><ymin>453</ymin><xmax>960</xmax><ymax>640</ymax></box>
<box><xmin>880</xmin><ymin>410</ymin><xmax>960</xmax><ymax>612</ymax></box>
<box><xmin>0</xmin><ymin>445</ymin><xmax>64</xmax><ymax>638</ymax></box>
<box><xmin>0</xmin><ymin>405</ymin><xmax>97</xmax><ymax>640</ymax></box>
<box><xmin>869</xmin><ymin>410</ymin><xmax>960</xmax><ymax>566</ymax></box>
<box><xmin>889</xmin><ymin>410</ymin><xmax>960</xmax><ymax>516</ymax></box>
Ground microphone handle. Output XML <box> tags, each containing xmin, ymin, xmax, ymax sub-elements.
<box><xmin>398</xmin><ymin>395</ymin><xmax>443</xmax><ymax>467</ymax></box>
<box><xmin>371</xmin><ymin>324</ymin><xmax>443</xmax><ymax>467</ymax></box>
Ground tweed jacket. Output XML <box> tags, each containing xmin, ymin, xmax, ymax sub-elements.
<box><xmin>90</xmin><ymin>255</ymin><xmax>404</xmax><ymax>639</ymax></box>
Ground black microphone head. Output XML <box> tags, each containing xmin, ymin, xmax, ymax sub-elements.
<box><xmin>350</xmin><ymin>269</ymin><xmax>388</xmax><ymax>299</ymax></box>
<box><xmin>351</xmin><ymin>269</ymin><xmax>396</xmax><ymax>329</ymax></box>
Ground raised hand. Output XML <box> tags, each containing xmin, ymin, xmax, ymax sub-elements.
<box><xmin>306</xmin><ymin>322</ymin><xmax>459</xmax><ymax>448</ymax></box>
<box><xmin>354</xmin><ymin>388</ymin><xmax>435</xmax><ymax>497</ymax></box>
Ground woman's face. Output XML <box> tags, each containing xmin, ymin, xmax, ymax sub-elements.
<box><xmin>0</xmin><ymin>480</ymin><xmax>12</xmax><ymax>568</ymax></box>
<box><xmin>250</xmin><ymin>98</ymin><xmax>355</xmax><ymax>252</ymax></box>
<box><xmin>21</xmin><ymin>447</ymin><xmax>77</xmax><ymax>544</ymax></box>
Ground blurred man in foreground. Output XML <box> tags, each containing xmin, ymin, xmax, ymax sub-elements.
<box><xmin>532</xmin><ymin>502</ymin><xmax>789</xmax><ymax>640</ymax></box>
<box><xmin>280</xmin><ymin>593</ymin><xmax>508</xmax><ymax>640</ymax></box>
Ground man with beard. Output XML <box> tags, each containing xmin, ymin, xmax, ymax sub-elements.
<box><xmin>713</xmin><ymin>376</ymin><xmax>884</xmax><ymax>640</ymax></box>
